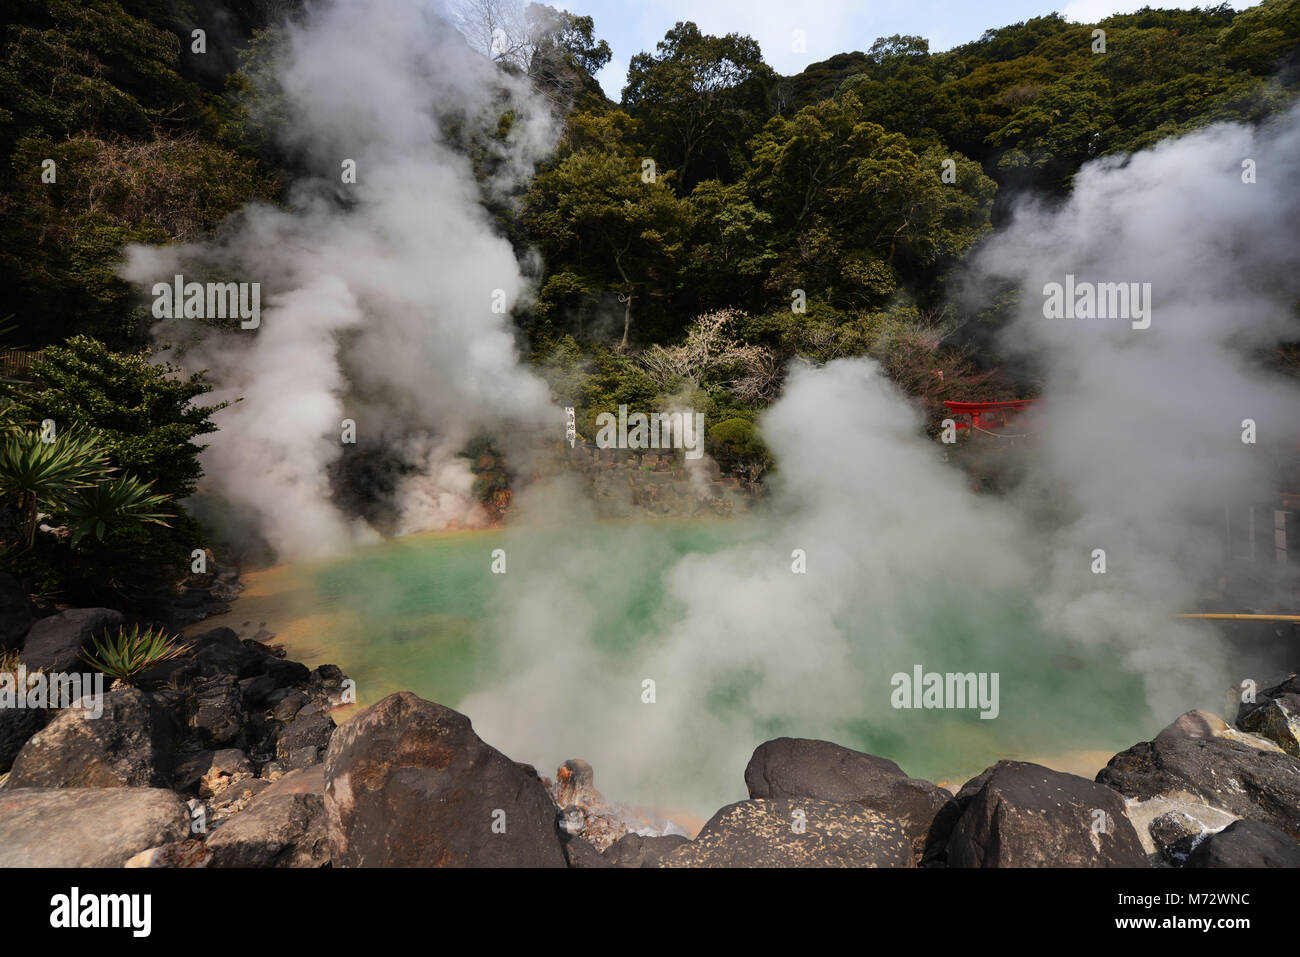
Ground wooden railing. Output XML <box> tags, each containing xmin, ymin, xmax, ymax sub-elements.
<box><xmin>0</xmin><ymin>349</ymin><xmax>43</xmax><ymax>380</ymax></box>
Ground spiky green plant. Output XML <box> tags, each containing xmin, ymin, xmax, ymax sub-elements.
<box><xmin>80</xmin><ymin>625</ymin><xmax>188</xmax><ymax>686</ymax></box>
<box><xmin>0</xmin><ymin>424</ymin><xmax>108</xmax><ymax>549</ymax></box>
<box><xmin>61</xmin><ymin>473</ymin><xmax>173</xmax><ymax>546</ymax></box>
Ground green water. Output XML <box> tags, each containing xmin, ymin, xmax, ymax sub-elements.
<box><xmin>272</xmin><ymin>519</ymin><xmax>1168</xmax><ymax>815</ymax></box>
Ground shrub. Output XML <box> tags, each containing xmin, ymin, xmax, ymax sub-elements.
<box><xmin>80</xmin><ymin>625</ymin><xmax>187</xmax><ymax>687</ymax></box>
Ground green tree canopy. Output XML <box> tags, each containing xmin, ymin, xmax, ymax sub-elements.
<box><xmin>3</xmin><ymin>335</ymin><xmax>229</xmax><ymax>502</ymax></box>
<box><xmin>622</xmin><ymin>21</ymin><xmax>777</xmax><ymax>191</ymax></box>
<box><xmin>526</xmin><ymin>124</ymin><xmax>688</xmax><ymax>348</ymax></box>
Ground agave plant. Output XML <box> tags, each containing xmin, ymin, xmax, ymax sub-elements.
<box><xmin>0</xmin><ymin>424</ymin><xmax>107</xmax><ymax>549</ymax></box>
<box><xmin>61</xmin><ymin>472</ymin><xmax>174</xmax><ymax>546</ymax></box>
<box><xmin>80</xmin><ymin>625</ymin><xmax>188</xmax><ymax>687</ymax></box>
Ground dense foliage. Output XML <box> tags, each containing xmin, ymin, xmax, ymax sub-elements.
<box><xmin>0</xmin><ymin>0</ymin><xmax>1297</xmax><ymax>588</ymax></box>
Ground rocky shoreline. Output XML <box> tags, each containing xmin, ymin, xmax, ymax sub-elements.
<box><xmin>1</xmin><ymin>572</ymin><xmax>1298</xmax><ymax>867</ymax></box>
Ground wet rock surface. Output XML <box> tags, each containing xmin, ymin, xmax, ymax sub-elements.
<box><xmin>1097</xmin><ymin>711</ymin><xmax>1300</xmax><ymax>841</ymax></box>
<box><xmin>946</xmin><ymin>761</ymin><xmax>1148</xmax><ymax>867</ymax></box>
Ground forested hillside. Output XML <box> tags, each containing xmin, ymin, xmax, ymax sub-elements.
<box><xmin>1</xmin><ymin>0</ymin><xmax>1298</xmax><ymax>602</ymax></box>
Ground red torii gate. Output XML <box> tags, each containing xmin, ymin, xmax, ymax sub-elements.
<box><xmin>943</xmin><ymin>399</ymin><xmax>1038</xmax><ymax>434</ymax></box>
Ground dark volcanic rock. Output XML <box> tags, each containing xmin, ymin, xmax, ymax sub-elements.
<box><xmin>555</xmin><ymin>758</ymin><xmax>601</xmax><ymax>806</ymax></box>
<box><xmin>0</xmin><ymin>787</ymin><xmax>190</xmax><ymax>867</ymax></box>
<box><xmin>0</xmin><ymin>573</ymin><xmax>31</xmax><ymax>651</ymax></box>
<box><xmin>273</xmin><ymin>702</ymin><xmax>334</xmax><ymax>768</ymax></box>
<box><xmin>323</xmin><ymin>692</ymin><xmax>566</xmax><ymax>867</ymax></box>
<box><xmin>1235</xmin><ymin>672</ymin><xmax>1300</xmax><ymax>728</ymax></box>
<box><xmin>263</xmin><ymin>657</ymin><xmax>310</xmax><ymax>689</ymax></box>
<box><xmin>744</xmin><ymin>737</ymin><xmax>957</xmax><ymax>864</ymax></box>
<box><xmin>196</xmin><ymin>749</ymin><xmax>254</xmax><ymax>799</ymax></box>
<box><xmin>205</xmin><ymin>793</ymin><xmax>330</xmax><ymax>868</ymax></box>
<box><xmin>1185</xmin><ymin>818</ymin><xmax>1300</xmax><ymax>868</ymax></box>
<box><xmin>189</xmin><ymin>627</ymin><xmax>265</xmax><ymax>679</ymax></box>
<box><xmin>135</xmin><ymin>656</ymin><xmax>198</xmax><ymax>690</ymax></box>
<box><xmin>19</xmin><ymin>607</ymin><xmax>124</xmax><ymax>673</ymax></box>
<box><xmin>659</xmin><ymin>799</ymin><xmax>913</xmax><ymax>868</ymax></box>
<box><xmin>1240</xmin><ymin>693</ymin><xmax>1300</xmax><ymax>756</ymax></box>
<box><xmin>1097</xmin><ymin>719</ymin><xmax>1300</xmax><ymax>840</ymax></box>
<box><xmin>561</xmin><ymin>834</ymin><xmax>611</xmax><ymax>868</ymax></box>
<box><xmin>310</xmin><ymin>664</ymin><xmax>347</xmax><ymax>699</ymax></box>
<box><xmin>0</xmin><ymin>704</ymin><xmax>48</xmax><ymax>773</ymax></box>
<box><xmin>1148</xmin><ymin>810</ymin><xmax>1208</xmax><ymax>866</ymax></box>
<box><xmin>7</xmin><ymin>688</ymin><xmax>178</xmax><ymax>788</ymax></box>
<box><xmin>189</xmin><ymin>675</ymin><xmax>246</xmax><ymax>748</ymax></box>
<box><xmin>271</xmin><ymin>690</ymin><xmax>309</xmax><ymax>721</ymax></box>
<box><xmin>171</xmin><ymin>749</ymin><xmax>218</xmax><ymax>794</ymax></box>
<box><xmin>947</xmin><ymin>761</ymin><xmax>1148</xmax><ymax>868</ymax></box>
<box><xmin>238</xmin><ymin>674</ymin><xmax>277</xmax><ymax>709</ymax></box>
<box><xmin>602</xmin><ymin>832</ymin><xmax>691</xmax><ymax>867</ymax></box>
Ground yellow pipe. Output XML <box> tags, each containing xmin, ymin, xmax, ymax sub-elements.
<box><xmin>1178</xmin><ymin>613</ymin><xmax>1300</xmax><ymax>622</ymax></box>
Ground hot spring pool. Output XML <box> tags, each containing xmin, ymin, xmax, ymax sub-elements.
<box><xmin>203</xmin><ymin>519</ymin><xmax>1225</xmax><ymax>819</ymax></box>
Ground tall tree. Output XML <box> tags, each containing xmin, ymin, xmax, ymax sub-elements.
<box><xmin>622</xmin><ymin>22</ymin><xmax>776</xmax><ymax>191</ymax></box>
<box><xmin>742</xmin><ymin>92</ymin><xmax>996</xmax><ymax>310</ymax></box>
<box><xmin>526</xmin><ymin>121</ymin><xmax>688</xmax><ymax>348</ymax></box>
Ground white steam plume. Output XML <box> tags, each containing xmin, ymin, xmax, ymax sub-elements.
<box><xmin>121</xmin><ymin>0</ymin><xmax>556</xmax><ymax>557</ymax></box>
<box><xmin>972</xmin><ymin>107</ymin><xmax>1300</xmax><ymax>712</ymax></box>
<box><xmin>458</xmin><ymin>109</ymin><xmax>1300</xmax><ymax>812</ymax></box>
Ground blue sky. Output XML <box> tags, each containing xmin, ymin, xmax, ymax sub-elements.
<box><xmin>555</xmin><ymin>0</ymin><xmax>1264</xmax><ymax>99</ymax></box>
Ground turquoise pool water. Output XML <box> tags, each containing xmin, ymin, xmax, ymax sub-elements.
<box><xmin>234</xmin><ymin>519</ymin><xmax>1190</xmax><ymax>816</ymax></box>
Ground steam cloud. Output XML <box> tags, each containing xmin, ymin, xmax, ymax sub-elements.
<box><xmin>122</xmin><ymin>0</ymin><xmax>1299</xmax><ymax>814</ymax></box>
<box><xmin>972</xmin><ymin>109</ymin><xmax>1300</xmax><ymax>715</ymax></box>
<box><xmin>121</xmin><ymin>0</ymin><xmax>557</xmax><ymax>557</ymax></box>
<box><xmin>460</xmin><ymin>108</ymin><xmax>1300</xmax><ymax>811</ymax></box>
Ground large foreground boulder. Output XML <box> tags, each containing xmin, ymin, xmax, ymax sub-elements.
<box><xmin>947</xmin><ymin>761</ymin><xmax>1148</xmax><ymax>867</ymax></box>
<box><xmin>0</xmin><ymin>787</ymin><xmax>190</xmax><ymax>867</ymax></box>
<box><xmin>744</xmin><ymin>737</ymin><xmax>956</xmax><ymax>863</ymax></box>
<box><xmin>19</xmin><ymin>608</ymin><xmax>124</xmax><ymax>673</ymax></box>
<box><xmin>323</xmin><ymin>692</ymin><xmax>566</xmax><ymax>867</ymax></box>
<box><xmin>7</xmin><ymin>688</ymin><xmax>178</xmax><ymax>789</ymax></box>
<box><xmin>1185</xmin><ymin>818</ymin><xmax>1300</xmax><ymax>868</ymax></box>
<box><xmin>659</xmin><ymin>799</ymin><xmax>912</xmax><ymax>868</ymax></box>
<box><xmin>1097</xmin><ymin>712</ymin><xmax>1300</xmax><ymax>840</ymax></box>
<box><xmin>205</xmin><ymin>793</ymin><xmax>329</xmax><ymax>868</ymax></box>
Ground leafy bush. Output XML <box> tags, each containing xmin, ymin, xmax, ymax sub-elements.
<box><xmin>708</xmin><ymin>417</ymin><xmax>772</xmax><ymax>480</ymax></box>
<box><xmin>3</xmin><ymin>336</ymin><xmax>228</xmax><ymax>502</ymax></box>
